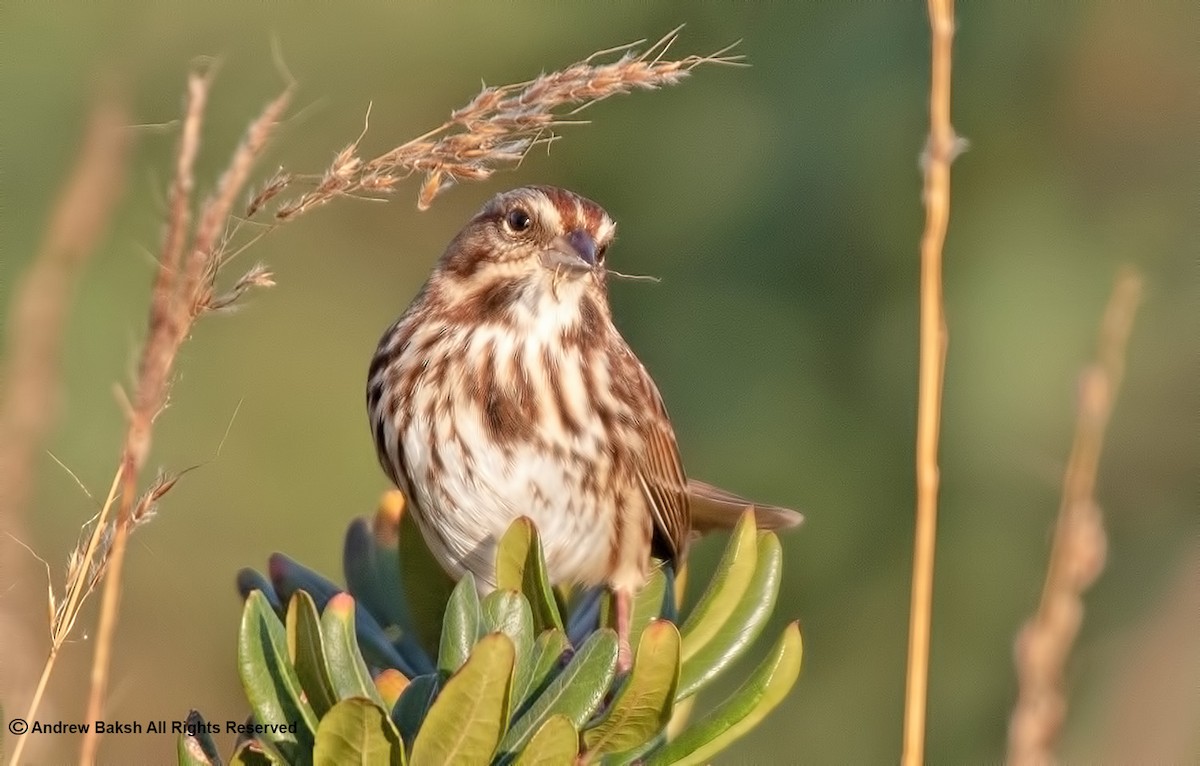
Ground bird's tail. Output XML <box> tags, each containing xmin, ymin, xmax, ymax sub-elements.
<box><xmin>687</xmin><ymin>478</ymin><xmax>804</xmax><ymax>534</ymax></box>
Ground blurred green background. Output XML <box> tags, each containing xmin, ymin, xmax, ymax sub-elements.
<box><xmin>2</xmin><ymin>2</ymin><xmax>1195</xmax><ymax>763</ymax></box>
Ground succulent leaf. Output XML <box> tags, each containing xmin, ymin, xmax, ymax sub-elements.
<box><xmin>390</xmin><ymin>673</ymin><xmax>440</xmax><ymax>749</ymax></box>
<box><xmin>513</xmin><ymin>715</ymin><xmax>580</xmax><ymax>766</ymax></box>
<box><xmin>237</xmin><ymin>590</ymin><xmax>318</xmax><ymax>760</ymax></box>
<box><xmin>374</xmin><ymin>668</ymin><xmax>411</xmax><ymax>711</ymax></box>
<box><xmin>481</xmin><ymin>589</ymin><xmax>535</xmax><ymax>708</ymax></box>
<box><xmin>410</xmin><ymin>632</ymin><xmax>517</xmax><ymax>766</ymax></box>
<box><xmin>678</xmin><ymin>511</ymin><xmax>758</xmax><ymax>665</ymax></box>
<box><xmin>312</xmin><ymin>697</ymin><xmax>404</xmax><ymax>766</ymax></box>
<box><xmin>398</xmin><ymin>509</ymin><xmax>455</xmax><ymax>656</ymax></box>
<box><xmin>437</xmin><ymin>572</ymin><xmax>482</xmax><ymax>675</ymax></box>
<box><xmin>176</xmin><ymin>710</ymin><xmax>221</xmax><ymax>766</ymax></box>
<box><xmin>647</xmin><ymin>622</ymin><xmax>803</xmax><ymax>766</ymax></box>
<box><xmin>676</xmin><ymin>533</ymin><xmax>782</xmax><ymax>700</ymax></box>
<box><xmin>514</xmin><ymin>628</ymin><xmax>571</xmax><ymax>713</ymax></box>
<box><xmin>582</xmin><ymin>620</ymin><xmax>681</xmax><ymax>761</ymax></box>
<box><xmin>495</xmin><ymin>517</ymin><xmax>566</xmax><ymax>633</ymax></box>
<box><xmin>320</xmin><ymin>593</ymin><xmax>385</xmax><ymax>707</ymax></box>
<box><xmin>285</xmin><ymin>591</ymin><xmax>339</xmax><ymax>719</ymax></box>
<box><xmin>500</xmin><ymin>628</ymin><xmax>618</xmax><ymax>756</ymax></box>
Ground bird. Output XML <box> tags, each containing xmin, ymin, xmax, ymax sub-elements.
<box><xmin>366</xmin><ymin>185</ymin><xmax>802</xmax><ymax>670</ymax></box>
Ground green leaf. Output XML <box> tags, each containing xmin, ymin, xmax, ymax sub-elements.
<box><xmin>647</xmin><ymin>622</ymin><xmax>803</xmax><ymax>766</ymax></box>
<box><xmin>344</xmin><ymin>516</ymin><xmax>435</xmax><ymax>676</ymax></box>
<box><xmin>391</xmin><ymin>674</ymin><xmax>440</xmax><ymax>749</ymax></box>
<box><xmin>501</xmin><ymin>628</ymin><xmax>618</xmax><ymax>755</ymax></box>
<box><xmin>237</xmin><ymin>590</ymin><xmax>317</xmax><ymax>760</ymax></box>
<box><xmin>399</xmin><ymin>509</ymin><xmax>455</xmax><ymax>657</ymax></box>
<box><xmin>410</xmin><ymin>632</ymin><xmax>516</xmax><ymax>766</ymax></box>
<box><xmin>286</xmin><ymin>591</ymin><xmax>339</xmax><ymax>718</ymax></box>
<box><xmin>321</xmin><ymin>593</ymin><xmax>384</xmax><ymax>706</ymax></box>
<box><xmin>678</xmin><ymin>511</ymin><xmax>758</xmax><ymax>666</ymax></box>
<box><xmin>514</xmin><ymin>629</ymin><xmax>570</xmax><ymax>712</ymax></box>
<box><xmin>228</xmin><ymin>739</ymin><xmax>277</xmax><ymax>766</ymax></box>
<box><xmin>313</xmin><ymin>697</ymin><xmax>405</xmax><ymax>766</ymax></box>
<box><xmin>582</xmin><ymin>620</ymin><xmax>681</xmax><ymax>760</ymax></box>
<box><xmin>513</xmin><ymin>715</ymin><xmax>580</xmax><ymax>766</ymax></box>
<box><xmin>495</xmin><ymin>517</ymin><xmax>566</xmax><ymax>633</ymax></box>
<box><xmin>601</xmin><ymin>566</ymin><xmax>668</xmax><ymax>655</ymax></box>
<box><xmin>438</xmin><ymin>573</ymin><xmax>481</xmax><ymax>675</ymax></box>
<box><xmin>676</xmin><ymin>533</ymin><xmax>783</xmax><ymax>700</ymax></box>
<box><xmin>344</xmin><ymin>516</ymin><xmax>410</xmax><ymax>629</ymax></box>
<box><xmin>176</xmin><ymin>710</ymin><xmax>221</xmax><ymax>766</ymax></box>
<box><xmin>481</xmin><ymin>589</ymin><xmax>535</xmax><ymax>709</ymax></box>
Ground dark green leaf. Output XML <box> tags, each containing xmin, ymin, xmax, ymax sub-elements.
<box><xmin>313</xmin><ymin>697</ymin><xmax>404</xmax><ymax>766</ymax></box>
<box><xmin>237</xmin><ymin>590</ymin><xmax>317</xmax><ymax>761</ymax></box>
<box><xmin>390</xmin><ymin>674</ymin><xmax>440</xmax><ymax>749</ymax></box>
<box><xmin>176</xmin><ymin>710</ymin><xmax>221</xmax><ymax>766</ymax></box>
<box><xmin>227</xmin><ymin>739</ymin><xmax>275</xmax><ymax>766</ymax></box>
<box><xmin>398</xmin><ymin>510</ymin><xmax>455</xmax><ymax>657</ymax></box>
<box><xmin>236</xmin><ymin>570</ymin><xmax>282</xmax><ymax>614</ymax></box>
<box><xmin>343</xmin><ymin>516</ymin><xmax>409</xmax><ymax>628</ymax></box>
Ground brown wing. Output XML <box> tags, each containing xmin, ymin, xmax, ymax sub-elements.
<box><xmin>627</xmin><ymin>362</ymin><xmax>691</xmax><ymax>566</ymax></box>
<box><xmin>687</xmin><ymin>478</ymin><xmax>804</xmax><ymax>534</ymax></box>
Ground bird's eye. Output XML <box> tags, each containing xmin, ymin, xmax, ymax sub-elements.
<box><xmin>504</xmin><ymin>208</ymin><xmax>532</xmax><ymax>234</ymax></box>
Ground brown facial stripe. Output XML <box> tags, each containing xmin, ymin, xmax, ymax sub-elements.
<box><xmin>530</xmin><ymin>186</ymin><xmax>607</xmax><ymax>235</ymax></box>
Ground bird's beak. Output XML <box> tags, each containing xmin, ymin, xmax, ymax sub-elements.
<box><xmin>543</xmin><ymin>229</ymin><xmax>598</xmax><ymax>273</ymax></box>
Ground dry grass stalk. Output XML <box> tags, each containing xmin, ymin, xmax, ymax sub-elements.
<box><xmin>0</xmin><ymin>95</ymin><xmax>131</xmax><ymax>766</ymax></box>
<box><xmin>267</xmin><ymin>26</ymin><xmax>742</xmax><ymax>217</ymax></box>
<box><xmin>1007</xmin><ymin>268</ymin><xmax>1143</xmax><ymax>766</ymax></box>
<box><xmin>76</xmin><ymin>73</ymin><xmax>292</xmax><ymax>765</ymax></box>
<box><xmin>902</xmin><ymin>1</ymin><xmax>960</xmax><ymax>764</ymax></box>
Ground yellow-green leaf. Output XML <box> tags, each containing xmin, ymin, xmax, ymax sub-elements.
<box><xmin>582</xmin><ymin>620</ymin><xmax>681</xmax><ymax>760</ymax></box>
<box><xmin>411</xmin><ymin>632</ymin><xmax>516</xmax><ymax>766</ymax></box>
<box><xmin>678</xmin><ymin>511</ymin><xmax>758</xmax><ymax>666</ymax></box>
<box><xmin>677</xmin><ymin>533</ymin><xmax>782</xmax><ymax>700</ymax></box>
<box><xmin>321</xmin><ymin>593</ymin><xmax>385</xmax><ymax>707</ymax></box>
<box><xmin>647</xmin><ymin>622</ymin><xmax>802</xmax><ymax>766</ymax></box>
<box><xmin>514</xmin><ymin>715</ymin><xmax>580</xmax><ymax>766</ymax></box>
<box><xmin>313</xmin><ymin>697</ymin><xmax>405</xmax><ymax>766</ymax></box>
<box><xmin>286</xmin><ymin>591</ymin><xmax>338</xmax><ymax>717</ymax></box>
<box><xmin>495</xmin><ymin>517</ymin><xmax>566</xmax><ymax>633</ymax></box>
